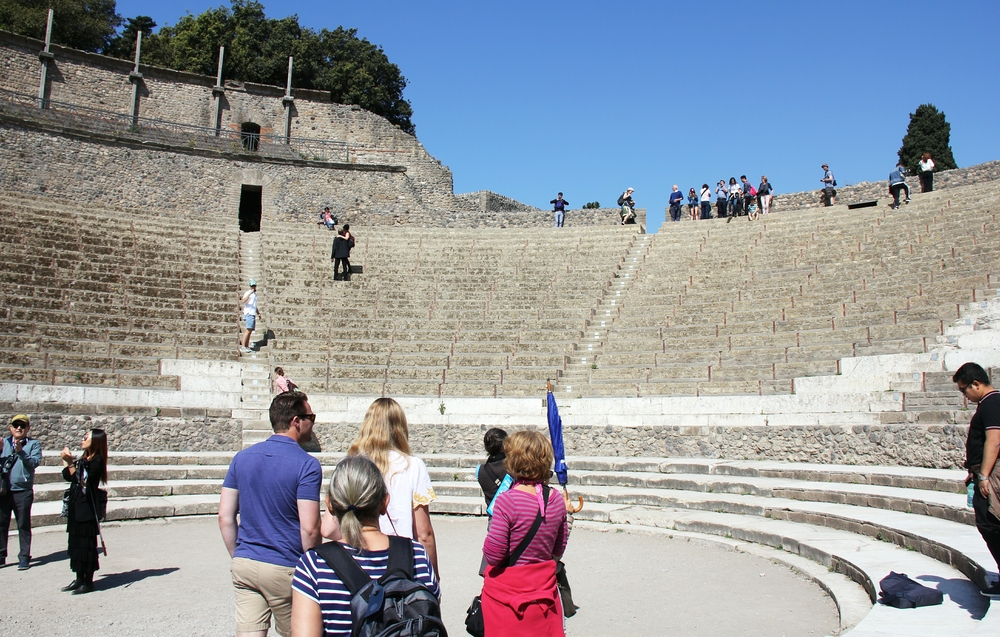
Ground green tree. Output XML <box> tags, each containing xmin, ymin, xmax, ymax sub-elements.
<box><xmin>898</xmin><ymin>104</ymin><xmax>957</xmax><ymax>175</ymax></box>
<box><xmin>132</xmin><ymin>0</ymin><xmax>414</xmax><ymax>133</ymax></box>
<box><xmin>0</xmin><ymin>0</ymin><xmax>121</xmax><ymax>52</ymax></box>
<box><xmin>102</xmin><ymin>15</ymin><xmax>156</xmax><ymax>60</ymax></box>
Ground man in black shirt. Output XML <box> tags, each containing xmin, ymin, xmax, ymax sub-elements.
<box><xmin>954</xmin><ymin>362</ymin><xmax>1000</xmax><ymax>595</ymax></box>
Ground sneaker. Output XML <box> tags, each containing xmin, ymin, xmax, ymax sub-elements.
<box><xmin>983</xmin><ymin>581</ymin><xmax>1000</xmax><ymax>597</ymax></box>
<box><xmin>904</xmin><ymin>198</ymin><xmax>911</xmax><ymax>203</ymax></box>
<box><xmin>17</xmin><ymin>559</ymin><xmax>29</xmax><ymax>571</ymax></box>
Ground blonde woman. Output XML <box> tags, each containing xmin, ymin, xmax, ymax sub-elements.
<box><xmin>348</xmin><ymin>398</ymin><xmax>438</xmax><ymax>574</ymax></box>
<box><xmin>291</xmin><ymin>455</ymin><xmax>441</xmax><ymax>637</ymax></box>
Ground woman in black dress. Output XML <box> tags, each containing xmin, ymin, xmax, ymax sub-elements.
<box><xmin>59</xmin><ymin>428</ymin><xmax>108</xmax><ymax>595</ymax></box>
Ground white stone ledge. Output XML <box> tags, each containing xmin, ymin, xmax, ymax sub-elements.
<box><xmin>0</xmin><ymin>383</ymin><xmax>240</xmax><ymax>409</ymax></box>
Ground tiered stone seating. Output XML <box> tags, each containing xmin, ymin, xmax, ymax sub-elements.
<box><xmin>574</xmin><ymin>182</ymin><xmax>1000</xmax><ymax>396</ymax></box>
<box><xmin>26</xmin><ymin>451</ymin><xmax>998</xmax><ymax>635</ymax></box>
<box><xmin>0</xmin><ymin>194</ymin><xmax>239</xmax><ymax>389</ymax></box>
<box><xmin>261</xmin><ymin>224</ymin><xmax>641</xmax><ymax>396</ymax></box>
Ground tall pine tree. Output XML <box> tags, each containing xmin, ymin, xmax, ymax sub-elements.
<box><xmin>898</xmin><ymin>104</ymin><xmax>957</xmax><ymax>174</ymax></box>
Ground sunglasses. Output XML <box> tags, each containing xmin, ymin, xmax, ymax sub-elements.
<box><xmin>958</xmin><ymin>383</ymin><xmax>973</xmax><ymax>397</ymax></box>
<box><xmin>296</xmin><ymin>413</ymin><xmax>317</xmax><ymax>423</ymax></box>
<box><xmin>10</xmin><ymin>422</ymin><xmax>28</xmax><ymax>429</ymax></box>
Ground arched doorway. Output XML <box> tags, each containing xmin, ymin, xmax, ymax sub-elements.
<box><xmin>241</xmin><ymin>122</ymin><xmax>261</xmax><ymax>152</ymax></box>
<box><xmin>239</xmin><ymin>185</ymin><xmax>262</xmax><ymax>232</ymax></box>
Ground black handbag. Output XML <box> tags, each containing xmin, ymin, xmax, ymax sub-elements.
<box><xmin>556</xmin><ymin>560</ymin><xmax>577</xmax><ymax>617</ymax></box>
<box><xmin>464</xmin><ymin>596</ymin><xmax>484</xmax><ymax>637</ymax></box>
<box><xmin>466</xmin><ymin>487</ymin><xmax>551</xmax><ymax>636</ymax></box>
<box><xmin>60</xmin><ymin>486</ymin><xmax>73</xmax><ymax>517</ymax></box>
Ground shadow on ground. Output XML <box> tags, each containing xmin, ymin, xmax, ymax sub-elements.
<box><xmin>97</xmin><ymin>567</ymin><xmax>180</xmax><ymax>590</ymax></box>
<box><xmin>917</xmin><ymin>574</ymin><xmax>989</xmax><ymax>620</ymax></box>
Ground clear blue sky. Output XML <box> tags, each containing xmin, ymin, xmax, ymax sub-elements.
<box><xmin>116</xmin><ymin>0</ymin><xmax>999</xmax><ymax>231</ymax></box>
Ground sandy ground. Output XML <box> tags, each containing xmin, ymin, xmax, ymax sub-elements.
<box><xmin>1</xmin><ymin>515</ymin><xmax>840</xmax><ymax>636</ymax></box>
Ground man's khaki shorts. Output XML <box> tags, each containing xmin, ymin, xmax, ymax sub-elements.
<box><xmin>231</xmin><ymin>557</ymin><xmax>295</xmax><ymax>636</ymax></box>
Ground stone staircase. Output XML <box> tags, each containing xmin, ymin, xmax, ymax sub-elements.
<box><xmin>555</xmin><ymin>234</ymin><xmax>652</xmax><ymax>396</ymax></box>
<box><xmin>236</xmin><ymin>230</ymin><xmax>275</xmax><ymax>447</ymax></box>
<box><xmin>22</xmin><ymin>450</ymin><xmax>999</xmax><ymax>635</ymax></box>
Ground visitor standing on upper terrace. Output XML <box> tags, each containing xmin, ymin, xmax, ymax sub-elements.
<box><xmin>550</xmin><ymin>193</ymin><xmax>569</xmax><ymax>228</ymax></box>
<box><xmin>0</xmin><ymin>414</ymin><xmax>42</xmax><ymax>571</ymax></box>
<box><xmin>618</xmin><ymin>188</ymin><xmax>636</xmax><ymax>225</ymax></box>
<box><xmin>919</xmin><ymin>152</ymin><xmax>935</xmax><ymax>193</ymax></box>
<box><xmin>820</xmin><ymin>163</ymin><xmax>837</xmax><ymax>206</ymax></box>
<box><xmin>953</xmin><ymin>362</ymin><xmax>1000</xmax><ymax>596</ymax></box>
<box><xmin>668</xmin><ymin>185</ymin><xmax>683</xmax><ymax>222</ymax></box>
<box><xmin>219</xmin><ymin>391</ymin><xmax>323</xmax><ymax>637</ymax></box>
<box><xmin>240</xmin><ymin>280</ymin><xmax>260</xmax><ymax>354</ymax></box>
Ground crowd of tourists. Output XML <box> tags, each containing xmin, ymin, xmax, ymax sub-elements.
<box><xmin>668</xmin><ymin>175</ymin><xmax>775</xmax><ymax>222</ymax></box>
<box><xmin>218</xmin><ymin>391</ymin><xmax>572</xmax><ymax>636</ymax></box>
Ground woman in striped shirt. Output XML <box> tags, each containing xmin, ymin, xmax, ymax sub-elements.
<box><xmin>482</xmin><ymin>430</ymin><xmax>570</xmax><ymax>636</ymax></box>
<box><xmin>290</xmin><ymin>455</ymin><xmax>440</xmax><ymax>637</ymax></box>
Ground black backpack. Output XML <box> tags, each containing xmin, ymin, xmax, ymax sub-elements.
<box><xmin>878</xmin><ymin>572</ymin><xmax>943</xmax><ymax>608</ymax></box>
<box><xmin>314</xmin><ymin>536</ymin><xmax>447</xmax><ymax>637</ymax></box>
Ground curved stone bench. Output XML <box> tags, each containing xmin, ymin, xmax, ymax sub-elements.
<box><xmin>24</xmin><ymin>451</ymin><xmax>998</xmax><ymax>635</ymax></box>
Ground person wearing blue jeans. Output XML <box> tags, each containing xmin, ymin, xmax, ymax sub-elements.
<box><xmin>550</xmin><ymin>193</ymin><xmax>568</xmax><ymax>227</ymax></box>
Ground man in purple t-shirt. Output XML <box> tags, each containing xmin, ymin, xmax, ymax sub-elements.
<box><xmin>219</xmin><ymin>391</ymin><xmax>323</xmax><ymax>637</ymax></box>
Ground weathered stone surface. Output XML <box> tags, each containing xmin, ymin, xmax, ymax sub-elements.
<box><xmin>0</xmin><ymin>411</ymin><xmax>240</xmax><ymax>452</ymax></box>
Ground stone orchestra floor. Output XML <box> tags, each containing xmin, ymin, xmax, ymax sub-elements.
<box><xmin>1</xmin><ymin>515</ymin><xmax>839</xmax><ymax>636</ymax></box>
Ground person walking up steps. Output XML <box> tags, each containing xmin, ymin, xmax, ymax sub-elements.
<box><xmin>0</xmin><ymin>414</ymin><xmax>42</xmax><ymax>570</ymax></box>
<box><xmin>219</xmin><ymin>391</ymin><xmax>323</xmax><ymax>637</ymax></box>
<box><xmin>239</xmin><ymin>280</ymin><xmax>259</xmax><ymax>353</ymax></box>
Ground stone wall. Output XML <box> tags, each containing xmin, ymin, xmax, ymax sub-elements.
<box><xmin>0</xmin><ymin>408</ymin><xmax>240</xmax><ymax>452</ymax></box>
<box><xmin>0</xmin><ymin>31</ymin><xmax>455</xmax><ymax>211</ymax></box>
<box><xmin>307</xmin><ymin>421</ymin><xmax>966</xmax><ymax>469</ymax></box>
<box><xmin>0</xmin><ymin>122</ymin><xmax>425</xmax><ymax>222</ymax></box>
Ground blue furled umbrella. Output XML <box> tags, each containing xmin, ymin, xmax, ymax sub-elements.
<box><xmin>546</xmin><ymin>382</ymin><xmax>582</xmax><ymax>511</ymax></box>
<box><xmin>547</xmin><ymin>389</ymin><xmax>569</xmax><ymax>486</ymax></box>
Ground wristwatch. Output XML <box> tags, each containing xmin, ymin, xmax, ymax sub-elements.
<box><xmin>979</xmin><ymin>474</ymin><xmax>989</xmax><ymax>482</ymax></box>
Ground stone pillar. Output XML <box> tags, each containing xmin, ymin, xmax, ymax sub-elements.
<box><xmin>37</xmin><ymin>9</ymin><xmax>54</xmax><ymax>109</ymax></box>
<box><xmin>211</xmin><ymin>46</ymin><xmax>225</xmax><ymax>135</ymax></box>
<box><xmin>128</xmin><ymin>31</ymin><xmax>144</xmax><ymax>125</ymax></box>
<box><xmin>282</xmin><ymin>56</ymin><xmax>294</xmax><ymax>143</ymax></box>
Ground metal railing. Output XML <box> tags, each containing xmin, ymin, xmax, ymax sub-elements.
<box><xmin>0</xmin><ymin>87</ymin><xmax>371</xmax><ymax>164</ymax></box>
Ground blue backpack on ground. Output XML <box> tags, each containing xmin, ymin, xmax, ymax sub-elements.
<box><xmin>878</xmin><ymin>572</ymin><xmax>943</xmax><ymax>608</ymax></box>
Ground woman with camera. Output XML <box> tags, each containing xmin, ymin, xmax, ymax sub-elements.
<box><xmin>59</xmin><ymin>428</ymin><xmax>108</xmax><ymax>595</ymax></box>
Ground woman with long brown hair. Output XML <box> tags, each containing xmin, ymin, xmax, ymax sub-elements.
<box><xmin>348</xmin><ymin>397</ymin><xmax>438</xmax><ymax>574</ymax></box>
<box><xmin>59</xmin><ymin>428</ymin><xmax>108</xmax><ymax>594</ymax></box>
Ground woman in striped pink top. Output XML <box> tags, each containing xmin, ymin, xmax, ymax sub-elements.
<box><xmin>482</xmin><ymin>430</ymin><xmax>569</xmax><ymax>636</ymax></box>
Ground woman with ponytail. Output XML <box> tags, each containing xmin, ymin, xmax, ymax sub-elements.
<box><xmin>290</xmin><ymin>455</ymin><xmax>440</xmax><ymax>637</ymax></box>
<box><xmin>59</xmin><ymin>428</ymin><xmax>109</xmax><ymax>595</ymax></box>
